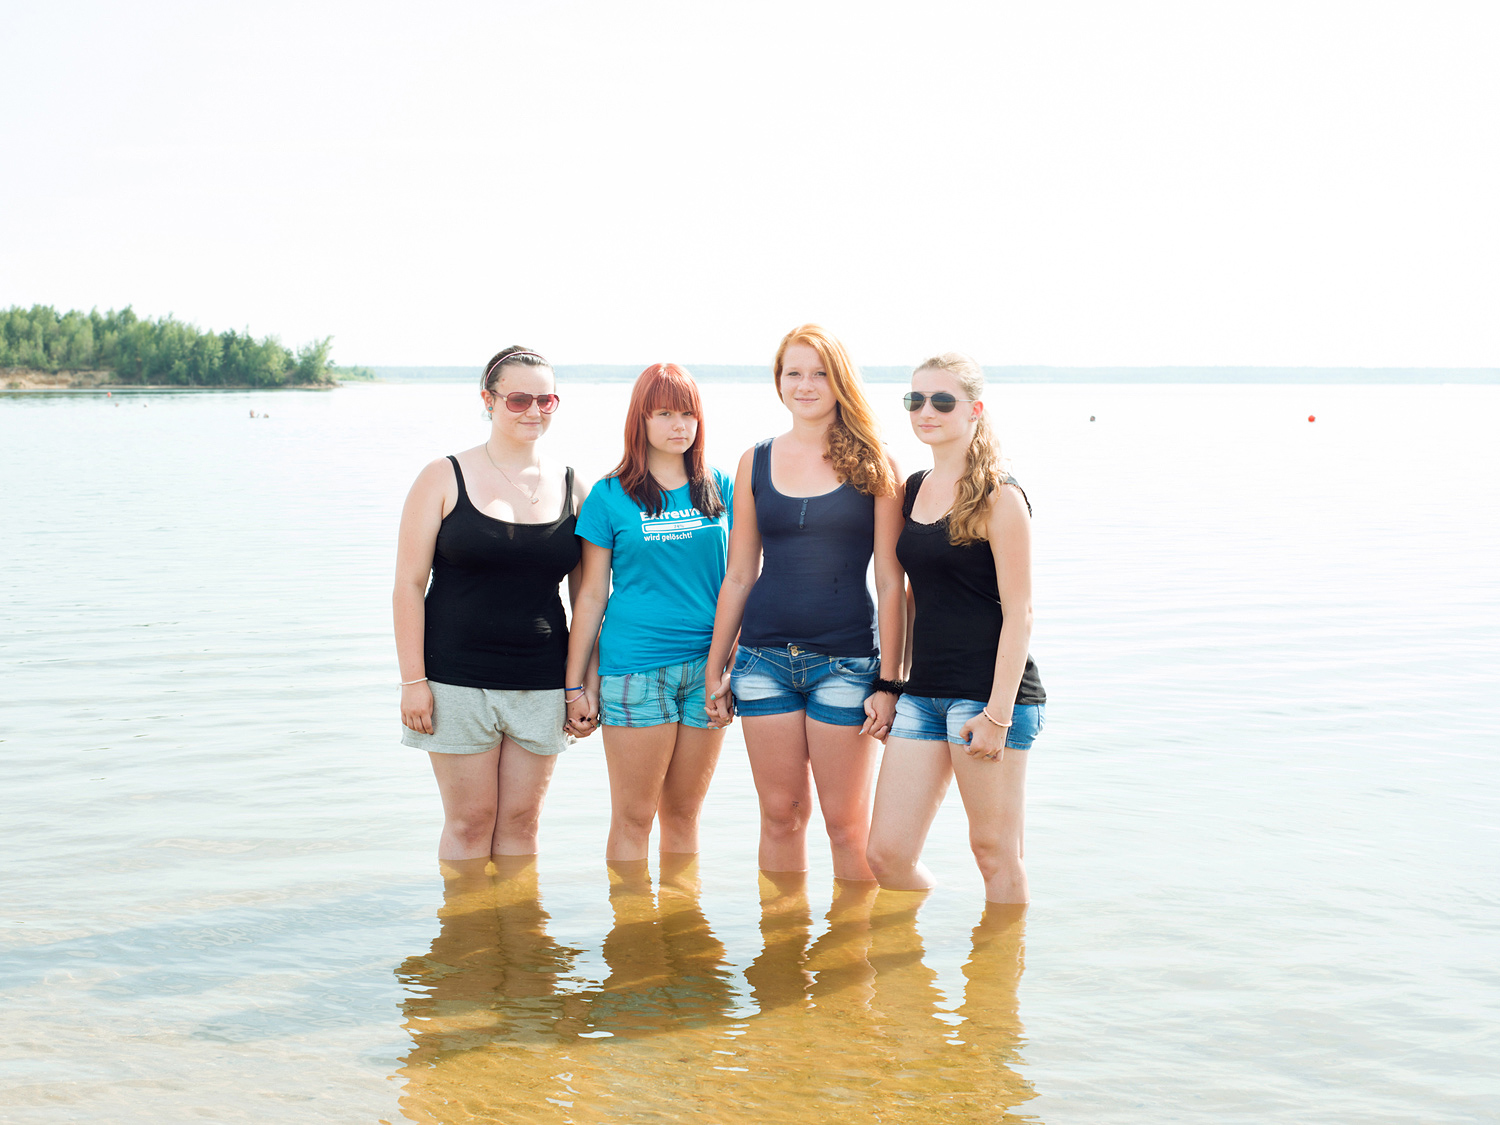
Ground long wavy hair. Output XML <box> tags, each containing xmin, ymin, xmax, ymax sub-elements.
<box><xmin>772</xmin><ymin>324</ymin><xmax>895</xmax><ymax>497</ymax></box>
<box><xmin>917</xmin><ymin>352</ymin><xmax>1002</xmax><ymax>546</ymax></box>
<box><xmin>609</xmin><ymin>363</ymin><xmax>725</xmax><ymax>518</ymax></box>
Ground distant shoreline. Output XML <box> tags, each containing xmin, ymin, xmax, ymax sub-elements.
<box><xmin>0</xmin><ymin>368</ymin><xmax>337</xmax><ymax>393</ymax></box>
<box><xmin>5</xmin><ymin>364</ymin><xmax>1497</xmax><ymax>393</ymax></box>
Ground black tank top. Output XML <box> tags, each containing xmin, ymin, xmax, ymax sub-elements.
<box><xmin>897</xmin><ymin>470</ymin><xmax>1046</xmax><ymax>705</ymax></box>
<box><xmin>423</xmin><ymin>455</ymin><xmax>582</xmax><ymax>690</ymax></box>
<box><xmin>740</xmin><ymin>437</ymin><xmax>878</xmax><ymax>657</ymax></box>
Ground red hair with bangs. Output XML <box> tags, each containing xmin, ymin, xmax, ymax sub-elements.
<box><xmin>610</xmin><ymin>363</ymin><xmax>725</xmax><ymax>518</ymax></box>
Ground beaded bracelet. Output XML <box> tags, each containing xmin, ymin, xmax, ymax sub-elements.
<box><xmin>980</xmin><ymin>707</ymin><xmax>1012</xmax><ymax>728</ymax></box>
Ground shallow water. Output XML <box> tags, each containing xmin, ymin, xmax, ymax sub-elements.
<box><xmin>2</xmin><ymin>381</ymin><xmax>1497</xmax><ymax>1122</ymax></box>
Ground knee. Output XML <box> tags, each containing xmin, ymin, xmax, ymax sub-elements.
<box><xmin>760</xmin><ymin>802</ymin><xmax>810</xmax><ymax>841</ymax></box>
<box><xmin>824</xmin><ymin>816</ymin><xmax>867</xmax><ymax>852</ymax></box>
<box><xmin>447</xmin><ymin>805</ymin><xmax>499</xmax><ymax>849</ymax></box>
<box><xmin>656</xmin><ymin>794</ymin><xmax>700</xmax><ymax>830</ymax></box>
<box><xmin>613</xmin><ymin>803</ymin><xmax>658</xmax><ymax>838</ymax></box>
<box><xmin>970</xmin><ymin>836</ymin><xmax>1020</xmax><ymax>880</ymax></box>
<box><xmin>497</xmin><ymin>803</ymin><xmax>543</xmax><ymax>843</ymax></box>
<box><xmin>865</xmin><ymin>836</ymin><xmax>915</xmax><ymax>881</ymax></box>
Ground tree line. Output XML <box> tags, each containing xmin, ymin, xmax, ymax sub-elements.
<box><xmin>0</xmin><ymin>305</ymin><xmax>333</xmax><ymax>387</ymax></box>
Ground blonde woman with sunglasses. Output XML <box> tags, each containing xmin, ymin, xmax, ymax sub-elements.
<box><xmin>866</xmin><ymin>354</ymin><xmax>1046</xmax><ymax>903</ymax></box>
<box><xmin>394</xmin><ymin>346</ymin><xmax>590</xmax><ymax>861</ymax></box>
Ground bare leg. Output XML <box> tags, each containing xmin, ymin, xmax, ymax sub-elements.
<box><xmin>602</xmin><ymin>724</ymin><xmax>679</xmax><ymax>861</ymax></box>
<box><xmin>951</xmin><ymin>745</ymin><xmax>1029</xmax><ymax>903</ymax></box>
<box><xmin>806</xmin><ymin>717</ymin><xmax>880</xmax><ymax>880</ymax></box>
<box><xmin>656</xmin><ymin>724</ymin><xmax>726</xmax><ymax>854</ymax></box>
<box><xmin>866</xmin><ymin>736</ymin><xmax>953</xmax><ymax>890</ymax></box>
<box><xmin>491</xmin><ymin>736</ymin><xmax>558</xmax><ymax>856</ymax></box>
<box><xmin>742</xmin><ymin>713</ymin><xmax>814</xmax><ymax>872</ymax></box>
<box><xmin>428</xmin><ymin>746</ymin><xmax>502</xmax><ymax>861</ymax></box>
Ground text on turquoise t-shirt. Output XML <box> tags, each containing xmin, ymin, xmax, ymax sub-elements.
<box><xmin>574</xmin><ymin>469</ymin><xmax>733</xmax><ymax>676</ymax></box>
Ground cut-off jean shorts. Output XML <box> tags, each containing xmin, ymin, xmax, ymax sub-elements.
<box><xmin>890</xmin><ymin>695</ymin><xmax>1046</xmax><ymax>751</ymax></box>
<box><xmin>599</xmin><ymin>655</ymin><xmax>714</xmax><ymax>729</ymax></box>
<box><xmin>730</xmin><ymin>644</ymin><xmax>879</xmax><ymax>727</ymax></box>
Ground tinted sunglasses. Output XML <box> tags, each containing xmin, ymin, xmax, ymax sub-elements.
<box><xmin>903</xmin><ymin>391</ymin><xmax>972</xmax><ymax>413</ymax></box>
<box><xmin>494</xmin><ymin>392</ymin><xmax>560</xmax><ymax>414</ymax></box>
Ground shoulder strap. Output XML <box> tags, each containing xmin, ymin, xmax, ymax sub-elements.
<box><xmin>902</xmin><ymin>470</ymin><xmax>929</xmax><ymax>519</ymax></box>
<box><xmin>563</xmin><ymin>466</ymin><xmax>576</xmax><ymax>518</ymax></box>
<box><xmin>446</xmin><ymin>455</ymin><xmax>470</xmax><ymax>510</ymax></box>
<box><xmin>999</xmin><ymin>474</ymin><xmax>1032</xmax><ymax>516</ymax></box>
<box><xmin>750</xmin><ymin>438</ymin><xmax>772</xmax><ymax>496</ymax></box>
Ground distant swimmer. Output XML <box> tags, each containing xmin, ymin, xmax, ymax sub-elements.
<box><xmin>394</xmin><ymin>345</ymin><xmax>584</xmax><ymax>862</ymax></box>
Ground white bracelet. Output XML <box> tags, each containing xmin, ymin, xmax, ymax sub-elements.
<box><xmin>401</xmin><ymin>677</ymin><xmax>427</xmax><ymax>686</ymax></box>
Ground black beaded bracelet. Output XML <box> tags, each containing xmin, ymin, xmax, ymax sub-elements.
<box><xmin>871</xmin><ymin>677</ymin><xmax>906</xmax><ymax>696</ymax></box>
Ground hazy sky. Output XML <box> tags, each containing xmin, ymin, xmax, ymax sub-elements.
<box><xmin>4</xmin><ymin>0</ymin><xmax>1497</xmax><ymax>367</ymax></box>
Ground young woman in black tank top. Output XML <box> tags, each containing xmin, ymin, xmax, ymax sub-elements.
<box><xmin>394</xmin><ymin>347</ymin><xmax>590</xmax><ymax>863</ymax></box>
<box><xmin>866</xmin><ymin>353</ymin><xmax>1047</xmax><ymax>905</ymax></box>
<box><xmin>704</xmin><ymin>324</ymin><xmax>907</xmax><ymax>881</ymax></box>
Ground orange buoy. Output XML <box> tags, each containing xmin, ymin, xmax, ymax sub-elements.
<box><xmin>1308</xmin><ymin>415</ymin><xmax>1315</xmax><ymax>422</ymax></box>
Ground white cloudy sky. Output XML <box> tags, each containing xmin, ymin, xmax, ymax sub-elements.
<box><xmin>3</xmin><ymin>0</ymin><xmax>1496</xmax><ymax>367</ymax></box>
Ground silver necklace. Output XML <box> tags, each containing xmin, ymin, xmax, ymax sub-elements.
<box><xmin>484</xmin><ymin>442</ymin><xmax>540</xmax><ymax>504</ymax></box>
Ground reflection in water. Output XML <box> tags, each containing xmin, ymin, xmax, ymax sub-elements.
<box><xmin>395</xmin><ymin>863</ymin><xmax>1036</xmax><ymax>1123</ymax></box>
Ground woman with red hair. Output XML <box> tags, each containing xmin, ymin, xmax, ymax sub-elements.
<box><xmin>565</xmin><ymin>364</ymin><xmax>734</xmax><ymax>862</ymax></box>
<box><xmin>704</xmin><ymin>325</ymin><xmax>905</xmax><ymax>882</ymax></box>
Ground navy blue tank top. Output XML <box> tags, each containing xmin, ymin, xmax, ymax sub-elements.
<box><xmin>740</xmin><ymin>438</ymin><xmax>878</xmax><ymax>657</ymax></box>
<box><xmin>423</xmin><ymin>456</ymin><xmax>581</xmax><ymax>690</ymax></box>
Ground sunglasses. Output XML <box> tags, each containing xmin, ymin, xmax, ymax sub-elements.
<box><xmin>493</xmin><ymin>392</ymin><xmax>561</xmax><ymax>414</ymax></box>
<box><xmin>903</xmin><ymin>391</ymin><xmax>973</xmax><ymax>413</ymax></box>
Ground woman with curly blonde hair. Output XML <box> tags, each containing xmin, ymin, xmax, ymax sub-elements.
<box><xmin>865</xmin><ymin>353</ymin><xmax>1046</xmax><ymax>903</ymax></box>
<box><xmin>705</xmin><ymin>325</ymin><xmax>905</xmax><ymax>880</ymax></box>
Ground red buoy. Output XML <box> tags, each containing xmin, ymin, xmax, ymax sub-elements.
<box><xmin>1308</xmin><ymin>415</ymin><xmax>1315</xmax><ymax>422</ymax></box>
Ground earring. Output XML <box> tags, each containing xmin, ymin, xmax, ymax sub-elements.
<box><xmin>484</xmin><ymin>409</ymin><xmax>493</xmax><ymax>420</ymax></box>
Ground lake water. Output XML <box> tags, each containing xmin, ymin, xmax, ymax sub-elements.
<box><xmin>2</xmin><ymin>380</ymin><xmax>1497</xmax><ymax>1123</ymax></box>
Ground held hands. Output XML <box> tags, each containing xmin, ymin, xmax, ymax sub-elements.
<box><xmin>565</xmin><ymin>689</ymin><xmax>599</xmax><ymax>739</ymax></box>
<box><xmin>860</xmin><ymin>690</ymin><xmax>897</xmax><ymax>741</ymax></box>
<box><xmin>401</xmin><ymin>681</ymin><xmax>435</xmax><ymax>735</ymax></box>
<box><xmin>705</xmin><ymin>666</ymin><xmax>734</xmax><ymax>728</ymax></box>
<box><xmin>959</xmin><ymin>708</ymin><xmax>1010</xmax><ymax>761</ymax></box>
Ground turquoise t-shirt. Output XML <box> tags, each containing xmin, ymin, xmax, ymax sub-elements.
<box><xmin>575</xmin><ymin>469</ymin><xmax>734</xmax><ymax>676</ymax></box>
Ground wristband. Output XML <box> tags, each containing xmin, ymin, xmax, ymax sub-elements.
<box><xmin>871</xmin><ymin>677</ymin><xmax>906</xmax><ymax>696</ymax></box>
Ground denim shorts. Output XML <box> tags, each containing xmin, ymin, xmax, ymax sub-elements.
<box><xmin>599</xmin><ymin>655</ymin><xmax>714</xmax><ymax>729</ymax></box>
<box><xmin>890</xmin><ymin>695</ymin><xmax>1046</xmax><ymax>751</ymax></box>
<box><xmin>729</xmin><ymin>644</ymin><xmax>878</xmax><ymax>727</ymax></box>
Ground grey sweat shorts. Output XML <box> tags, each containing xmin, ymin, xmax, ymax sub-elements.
<box><xmin>400</xmin><ymin>679</ymin><xmax>569</xmax><ymax>756</ymax></box>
